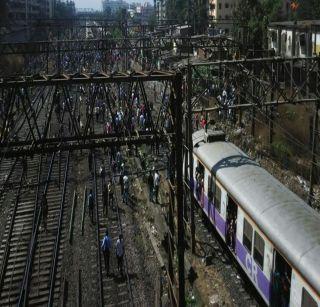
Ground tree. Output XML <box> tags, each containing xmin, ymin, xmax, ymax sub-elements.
<box><xmin>233</xmin><ymin>0</ymin><xmax>282</xmax><ymax>49</ymax></box>
<box><xmin>295</xmin><ymin>0</ymin><xmax>320</xmax><ymax>19</ymax></box>
<box><xmin>166</xmin><ymin>0</ymin><xmax>187</xmax><ymax>24</ymax></box>
<box><xmin>166</xmin><ymin>0</ymin><xmax>207</xmax><ymax>34</ymax></box>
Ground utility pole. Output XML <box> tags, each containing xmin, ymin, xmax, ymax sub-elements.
<box><xmin>174</xmin><ymin>73</ymin><xmax>185</xmax><ymax>307</ymax></box>
<box><xmin>186</xmin><ymin>0</ymin><xmax>196</xmax><ymax>256</ymax></box>
<box><xmin>308</xmin><ymin>100</ymin><xmax>319</xmax><ymax>205</ymax></box>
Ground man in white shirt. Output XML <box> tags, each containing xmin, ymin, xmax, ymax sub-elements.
<box><xmin>116</xmin><ymin>234</ymin><xmax>124</xmax><ymax>276</ymax></box>
<box><xmin>153</xmin><ymin>170</ymin><xmax>160</xmax><ymax>204</ymax></box>
<box><xmin>123</xmin><ymin>175</ymin><xmax>129</xmax><ymax>205</ymax></box>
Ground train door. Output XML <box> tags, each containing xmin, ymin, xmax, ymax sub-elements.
<box><xmin>207</xmin><ymin>173</ymin><xmax>214</xmax><ymax>223</ymax></box>
<box><xmin>226</xmin><ymin>195</ymin><xmax>237</xmax><ymax>252</ymax></box>
<box><xmin>195</xmin><ymin>161</ymin><xmax>205</xmax><ymax>207</ymax></box>
<box><xmin>271</xmin><ymin>251</ymin><xmax>292</xmax><ymax>307</ymax></box>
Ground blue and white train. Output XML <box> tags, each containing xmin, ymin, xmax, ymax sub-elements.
<box><xmin>190</xmin><ymin>129</ymin><xmax>320</xmax><ymax>307</ymax></box>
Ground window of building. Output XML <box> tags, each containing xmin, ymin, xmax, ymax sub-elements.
<box><xmin>243</xmin><ymin>219</ymin><xmax>253</xmax><ymax>252</ymax></box>
<box><xmin>210</xmin><ymin>3</ymin><xmax>215</xmax><ymax>10</ymax></box>
<box><xmin>253</xmin><ymin>231</ymin><xmax>265</xmax><ymax>269</ymax></box>
<box><xmin>225</xmin><ymin>3</ymin><xmax>229</xmax><ymax>8</ymax></box>
<box><xmin>301</xmin><ymin>288</ymin><xmax>317</xmax><ymax>307</ymax></box>
<box><xmin>300</xmin><ymin>34</ymin><xmax>307</xmax><ymax>55</ymax></box>
<box><xmin>225</xmin><ymin>15</ymin><xmax>229</xmax><ymax>19</ymax></box>
<box><xmin>214</xmin><ymin>182</ymin><xmax>221</xmax><ymax>212</ymax></box>
<box><xmin>218</xmin><ymin>3</ymin><xmax>221</xmax><ymax>9</ymax></box>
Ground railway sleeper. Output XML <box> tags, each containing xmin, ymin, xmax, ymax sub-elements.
<box><xmin>4</xmin><ymin>223</ymin><xmax>33</xmax><ymax>234</ymax></box>
<box><xmin>0</xmin><ymin>286</ymin><xmax>60</xmax><ymax>306</ymax></box>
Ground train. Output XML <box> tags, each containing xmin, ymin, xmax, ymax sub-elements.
<box><xmin>268</xmin><ymin>21</ymin><xmax>320</xmax><ymax>57</ymax></box>
<box><xmin>189</xmin><ymin>129</ymin><xmax>320</xmax><ymax>306</ymax></box>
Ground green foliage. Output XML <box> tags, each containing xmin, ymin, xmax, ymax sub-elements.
<box><xmin>271</xmin><ymin>139</ymin><xmax>293</xmax><ymax>161</ymax></box>
<box><xmin>166</xmin><ymin>0</ymin><xmax>207</xmax><ymax>34</ymax></box>
<box><xmin>233</xmin><ymin>0</ymin><xmax>282</xmax><ymax>49</ymax></box>
<box><xmin>285</xmin><ymin>109</ymin><xmax>297</xmax><ymax>121</ymax></box>
<box><xmin>185</xmin><ymin>293</ymin><xmax>197</xmax><ymax>306</ymax></box>
<box><xmin>166</xmin><ymin>0</ymin><xmax>187</xmax><ymax>24</ymax></box>
<box><xmin>295</xmin><ymin>0</ymin><xmax>320</xmax><ymax>20</ymax></box>
<box><xmin>111</xmin><ymin>28</ymin><xmax>123</xmax><ymax>39</ymax></box>
<box><xmin>148</xmin><ymin>13</ymin><xmax>157</xmax><ymax>31</ymax></box>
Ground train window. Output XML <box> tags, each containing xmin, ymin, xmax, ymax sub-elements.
<box><xmin>302</xmin><ymin>288</ymin><xmax>317</xmax><ymax>307</ymax></box>
<box><xmin>208</xmin><ymin>175</ymin><xmax>213</xmax><ymax>202</ymax></box>
<box><xmin>253</xmin><ymin>232</ymin><xmax>264</xmax><ymax>269</ymax></box>
<box><xmin>243</xmin><ymin>219</ymin><xmax>253</xmax><ymax>252</ymax></box>
<box><xmin>214</xmin><ymin>183</ymin><xmax>221</xmax><ymax>212</ymax></box>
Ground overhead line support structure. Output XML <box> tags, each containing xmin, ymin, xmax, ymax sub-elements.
<box><xmin>188</xmin><ymin>56</ymin><xmax>320</xmax><ymax>207</ymax></box>
<box><xmin>0</xmin><ymin>70</ymin><xmax>185</xmax><ymax>306</ymax></box>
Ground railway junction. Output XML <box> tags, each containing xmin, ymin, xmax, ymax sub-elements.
<box><xmin>0</xmin><ymin>14</ymin><xmax>320</xmax><ymax>307</ymax></box>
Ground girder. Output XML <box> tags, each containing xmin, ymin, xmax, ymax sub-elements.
<box><xmin>0</xmin><ymin>71</ymin><xmax>176</xmax><ymax>88</ymax></box>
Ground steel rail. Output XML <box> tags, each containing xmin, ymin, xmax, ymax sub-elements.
<box><xmin>0</xmin><ymin>166</ymin><xmax>24</xmax><ymax>294</ymax></box>
<box><xmin>113</xmin><ymin>181</ymin><xmax>134</xmax><ymax>307</ymax></box>
<box><xmin>0</xmin><ymin>158</ymin><xmax>18</xmax><ymax>197</ymax></box>
<box><xmin>17</xmin><ymin>152</ymin><xmax>55</xmax><ymax>306</ymax></box>
<box><xmin>93</xmin><ymin>152</ymin><xmax>104</xmax><ymax>307</ymax></box>
<box><xmin>48</xmin><ymin>151</ymin><xmax>70</xmax><ymax>307</ymax></box>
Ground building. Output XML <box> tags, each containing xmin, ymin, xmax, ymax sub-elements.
<box><xmin>155</xmin><ymin>0</ymin><xmax>166</xmax><ymax>25</ymax></box>
<box><xmin>134</xmin><ymin>3</ymin><xmax>154</xmax><ymax>24</ymax></box>
<box><xmin>7</xmin><ymin>0</ymin><xmax>54</xmax><ymax>23</ymax></box>
<box><xmin>208</xmin><ymin>0</ymin><xmax>238</xmax><ymax>34</ymax></box>
<box><xmin>102</xmin><ymin>0</ymin><xmax>129</xmax><ymax>14</ymax></box>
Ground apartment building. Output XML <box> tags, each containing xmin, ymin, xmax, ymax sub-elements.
<box><xmin>208</xmin><ymin>0</ymin><xmax>237</xmax><ymax>34</ymax></box>
<box><xmin>7</xmin><ymin>0</ymin><xmax>54</xmax><ymax>23</ymax></box>
<box><xmin>155</xmin><ymin>0</ymin><xmax>166</xmax><ymax>25</ymax></box>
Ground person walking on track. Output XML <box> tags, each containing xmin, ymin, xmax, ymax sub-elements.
<box><xmin>116</xmin><ymin>234</ymin><xmax>124</xmax><ymax>276</ymax></box>
<box><xmin>153</xmin><ymin>170</ymin><xmax>160</xmax><ymax>204</ymax></box>
<box><xmin>108</xmin><ymin>179</ymin><xmax>114</xmax><ymax>209</ymax></box>
<box><xmin>100</xmin><ymin>163</ymin><xmax>106</xmax><ymax>185</ymax></box>
<box><xmin>88</xmin><ymin>189</ymin><xmax>94</xmax><ymax>223</ymax></box>
<box><xmin>123</xmin><ymin>174</ymin><xmax>129</xmax><ymax>205</ymax></box>
<box><xmin>119</xmin><ymin>171</ymin><xmax>124</xmax><ymax>196</ymax></box>
<box><xmin>147</xmin><ymin>171</ymin><xmax>153</xmax><ymax>202</ymax></box>
<box><xmin>41</xmin><ymin>193</ymin><xmax>48</xmax><ymax>232</ymax></box>
<box><xmin>103</xmin><ymin>183</ymin><xmax>108</xmax><ymax>216</ymax></box>
<box><xmin>101</xmin><ymin>230</ymin><xmax>112</xmax><ymax>275</ymax></box>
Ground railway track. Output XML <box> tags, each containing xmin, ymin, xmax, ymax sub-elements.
<box><xmin>0</xmin><ymin>151</ymin><xmax>71</xmax><ymax>306</ymax></box>
<box><xmin>0</xmin><ymin>155</ymin><xmax>44</xmax><ymax>305</ymax></box>
<box><xmin>94</xmin><ymin>151</ymin><xmax>134</xmax><ymax>307</ymax></box>
<box><xmin>192</xmin><ymin>204</ymin><xmax>263</xmax><ymax>306</ymax></box>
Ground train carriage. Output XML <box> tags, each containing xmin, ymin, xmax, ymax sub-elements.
<box><xmin>190</xmin><ymin>129</ymin><xmax>320</xmax><ymax>306</ymax></box>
